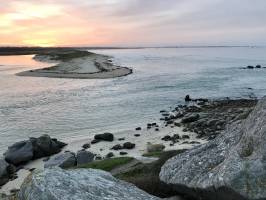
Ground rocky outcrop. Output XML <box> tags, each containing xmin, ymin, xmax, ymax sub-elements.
<box><xmin>18</xmin><ymin>168</ymin><xmax>160</xmax><ymax>200</ymax></box>
<box><xmin>160</xmin><ymin>97</ymin><xmax>266</xmax><ymax>200</ymax></box>
<box><xmin>4</xmin><ymin>135</ymin><xmax>67</xmax><ymax>166</ymax></box>
<box><xmin>44</xmin><ymin>152</ymin><xmax>76</xmax><ymax>169</ymax></box>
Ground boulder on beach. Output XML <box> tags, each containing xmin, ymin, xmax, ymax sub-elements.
<box><xmin>160</xmin><ymin>97</ymin><xmax>266</xmax><ymax>200</ymax></box>
<box><xmin>94</xmin><ymin>132</ymin><xmax>114</xmax><ymax>142</ymax></box>
<box><xmin>4</xmin><ymin>135</ymin><xmax>67</xmax><ymax>166</ymax></box>
<box><xmin>18</xmin><ymin>168</ymin><xmax>160</xmax><ymax>200</ymax></box>
<box><xmin>147</xmin><ymin>143</ymin><xmax>165</xmax><ymax>153</ymax></box>
<box><xmin>76</xmin><ymin>150</ymin><xmax>94</xmax><ymax>166</ymax></box>
<box><xmin>4</xmin><ymin>140</ymin><xmax>33</xmax><ymax>165</ymax></box>
<box><xmin>44</xmin><ymin>152</ymin><xmax>76</xmax><ymax>169</ymax></box>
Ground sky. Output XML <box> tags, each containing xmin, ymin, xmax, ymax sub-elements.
<box><xmin>0</xmin><ymin>0</ymin><xmax>266</xmax><ymax>47</ymax></box>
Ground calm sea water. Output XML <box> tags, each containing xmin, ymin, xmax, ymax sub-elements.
<box><xmin>1</xmin><ymin>47</ymin><xmax>266</xmax><ymax>153</ymax></box>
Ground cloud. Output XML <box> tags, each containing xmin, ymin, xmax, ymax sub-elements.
<box><xmin>0</xmin><ymin>0</ymin><xmax>266</xmax><ymax>46</ymax></box>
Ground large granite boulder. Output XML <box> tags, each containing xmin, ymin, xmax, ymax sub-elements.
<box><xmin>18</xmin><ymin>168</ymin><xmax>160</xmax><ymax>200</ymax></box>
<box><xmin>160</xmin><ymin>97</ymin><xmax>266</xmax><ymax>200</ymax></box>
<box><xmin>4</xmin><ymin>135</ymin><xmax>67</xmax><ymax>166</ymax></box>
<box><xmin>4</xmin><ymin>140</ymin><xmax>33</xmax><ymax>165</ymax></box>
<box><xmin>44</xmin><ymin>152</ymin><xmax>76</xmax><ymax>169</ymax></box>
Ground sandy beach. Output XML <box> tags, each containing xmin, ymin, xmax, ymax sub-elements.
<box><xmin>0</xmin><ymin>119</ymin><xmax>206</xmax><ymax>195</ymax></box>
<box><xmin>16</xmin><ymin>50</ymin><xmax>132</xmax><ymax>79</ymax></box>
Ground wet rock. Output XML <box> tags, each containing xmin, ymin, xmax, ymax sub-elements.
<box><xmin>247</xmin><ymin>65</ymin><xmax>254</xmax><ymax>69</ymax></box>
<box><xmin>185</xmin><ymin>95</ymin><xmax>191</xmax><ymax>102</ymax></box>
<box><xmin>118</xmin><ymin>137</ymin><xmax>125</xmax><ymax>141</ymax></box>
<box><xmin>44</xmin><ymin>152</ymin><xmax>76</xmax><ymax>169</ymax></box>
<box><xmin>94</xmin><ymin>133</ymin><xmax>114</xmax><ymax>142</ymax></box>
<box><xmin>155</xmin><ymin>128</ymin><xmax>159</xmax><ymax>131</ymax></box>
<box><xmin>77</xmin><ymin>150</ymin><xmax>94</xmax><ymax>166</ymax></box>
<box><xmin>256</xmin><ymin>65</ymin><xmax>261</xmax><ymax>68</ymax></box>
<box><xmin>135</xmin><ymin>127</ymin><xmax>141</xmax><ymax>131</ymax></box>
<box><xmin>18</xmin><ymin>168</ymin><xmax>160</xmax><ymax>200</ymax></box>
<box><xmin>162</xmin><ymin>135</ymin><xmax>172</xmax><ymax>141</ymax></box>
<box><xmin>123</xmin><ymin>142</ymin><xmax>135</xmax><ymax>149</ymax></box>
<box><xmin>134</xmin><ymin>134</ymin><xmax>141</xmax><ymax>137</ymax></box>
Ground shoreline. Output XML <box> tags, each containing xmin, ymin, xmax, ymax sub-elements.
<box><xmin>0</xmin><ymin>96</ymin><xmax>257</xmax><ymax>196</ymax></box>
<box><xmin>4</xmin><ymin>49</ymin><xmax>133</xmax><ymax>79</ymax></box>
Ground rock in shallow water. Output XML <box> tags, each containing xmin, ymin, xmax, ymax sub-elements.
<box><xmin>160</xmin><ymin>97</ymin><xmax>266</xmax><ymax>200</ymax></box>
<box><xmin>18</xmin><ymin>168</ymin><xmax>160</xmax><ymax>200</ymax></box>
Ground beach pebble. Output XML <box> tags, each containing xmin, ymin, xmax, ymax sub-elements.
<box><xmin>106</xmin><ymin>152</ymin><xmax>114</xmax><ymax>158</ymax></box>
<box><xmin>118</xmin><ymin>137</ymin><xmax>125</xmax><ymax>141</ymax></box>
<box><xmin>134</xmin><ymin>134</ymin><xmax>141</xmax><ymax>137</ymax></box>
<box><xmin>120</xmin><ymin>152</ymin><xmax>128</xmax><ymax>155</ymax></box>
<box><xmin>111</xmin><ymin>144</ymin><xmax>123</xmax><ymax>150</ymax></box>
<box><xmin>135</xmin><ymin>127</ymin><xmax>141</xmax><ymax>131</ymax></box>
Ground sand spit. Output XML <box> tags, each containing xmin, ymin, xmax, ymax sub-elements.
<box><xmin>16</xmin><ymin>49</ymin><xmax>132</xmax><ymax>79</ymax></box>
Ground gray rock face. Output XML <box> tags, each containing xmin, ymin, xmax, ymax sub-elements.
<box><xmin>4</xmin><ymin>140</ymin><xmax>33</xmax><ymax>165</ymax></box>
<box><xmin>44</xmin><ymin>152</ymin><xmax>76</xmax><ymax>169</ymax></box>
<box><xmin>0</xmin><ymin>159</ymin><xmax>10</xmax><ymax>186</ymax></box>
<box><xmin>160</xmin><ymin>97</ymin><xmax>266</xmax><ymax>200</ymax></box>
<box><xmin>76</xmin><ymin>150</ymin><xmax>94</xmax><ymax>166</ymax></box>
<box><xmin>18</xmin><ymin>168</ymin><xmax>160</xmax><ymax>200</ymax></box>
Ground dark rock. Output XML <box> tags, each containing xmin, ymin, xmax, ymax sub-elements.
<box><xmin>174</xmin><ymin>122</ymin><xmax>181</xmax><ymax>127</ymax></box>
<box><xmin>111</xmin><ymin>144</ymin><xmax>123</xmax><ymax>150</ymax></box>
<box><xmin>182</xmin><ymin>135</ymin><xmax>190</xmax><ymax>139</ymax></box>
<box><xmin>134</xmin><ymin>134</ymin><xmax>140</xmax><ymax>137</ymax></box>
<box><xmin>181</xmin><ymin>114</ymin><xmax>200</xmax><ymax>123</ymax></box>
<box><xmin>94</xmin><ymin>133</ymin><xmax>114</xmax><ymax>142</ymax></box>
<box><xmin>247</xmin><ymin>65</ymin><xmax>254</xmax><ymax>69</ymax></box>
<box><xmin>118</xmin><ymin>137</ymin><xmax>125</xmax><ymax>141</ymax></box>
<box><xmin>135</xmin><ymin>127</ymin><xmax>141</xmax><ymax>131</ymax></box>
<box><xmin>256</xmin><ymin>65</ymin><xmax>261</xmax><ymax>68</ymax></box>
<box><xmin>106</xmin><ymin>152</ymin><xmax>114</xmax><ymax>158</ymax></box>
<box><xmin>91</xmin><ymin>139</ymin><xmax>100</xmax><ymax>144</ymax></box>
<box><xmin>123</xmin><ymin>142</ymin><xmax>135</xmax><ymax>149</ymax></box>
<box><xmin>4</xmin><ymin>140</ymin><xmax>33</xmax><ymax>165</ymax></box>
<box><xmin>162</xmin><ymin>135</ymin><xmax>171</xmax><ymax>141</ymax></box>
<box><xmin>76</xmin><ymin>150</ymin><xmax>94</xmax><ymax>166</ymax></box>
<box><xmin>155</xmin><ymin>128</ymin><xmax>159</xmax><ymax>131</ymax></box>
<box><xmin>119</xmin><ymin>152</ymin><xmax>128</xmax><ymax>155</ymax></box>
<box><xmin>30</xmin><ymin>135</ymin><xmax>67</xmax><ymax>159</ymax></box>
<box><xmin>82</xmin><ymin>143</ymin><xmax>91</xmax><ymax>149</ymax></box>
<box><xmin>185</xmin><ymin>95</ymin><xmax>191</xmax><ymax>102</ymax></box>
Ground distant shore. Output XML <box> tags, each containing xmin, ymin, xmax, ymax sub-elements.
<box><xmin>0</xmin><ymin>48</ymin><xmax>132</xmax><ymax>79</ymax></box>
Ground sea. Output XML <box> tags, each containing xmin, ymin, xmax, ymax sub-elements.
<box><xmin>1</xmin><ymin>47</ymin><xmax>266</xmax><ymax>154</ymax></box>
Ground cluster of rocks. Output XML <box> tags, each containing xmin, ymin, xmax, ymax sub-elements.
<box><xmin>162</xmin><ymin>134</ymin><xmax>191</xmax><ymax>146</ymax></box>
<box><xmin>160</xmin><ymin>96</ymin><xmax>266</xmax><ymax>200</ymax></box>
<box><xmin>0</xmin><ymin>135</ymin><xmax>66</xmax><ymax>187</ymax></box>
<box><xmin>244</xmin><ymin>64</ymin><xmax>264</xmax><ymax>69</ymax></box>
<box><xmin>160</xmin><ymin>97</ymin><xmax>257</xmax><ymax>141</ymax></box>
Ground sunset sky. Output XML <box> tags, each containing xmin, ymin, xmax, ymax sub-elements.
<box><xmin>1</xmin><ymin>0</ymin><xmax>266</xmax><ymax>47</ymax></box>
